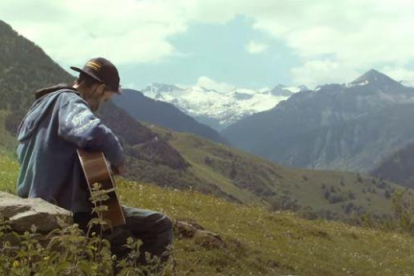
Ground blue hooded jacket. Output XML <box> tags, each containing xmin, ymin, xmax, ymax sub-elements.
<box><xmin>16</xmin><ymin>88</ymin><xmax>124</xmax><ymax>213</ymax></box>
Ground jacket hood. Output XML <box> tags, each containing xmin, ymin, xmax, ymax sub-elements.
<box><xmin>17</xmin><ymin>87</ymin><xmax>79</xmax><ymax>142</ymax></box>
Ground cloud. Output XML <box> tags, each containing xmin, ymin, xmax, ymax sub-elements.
<box><xmin>195</xmin><ymin>76</ymin><xmax>236</xmax><ymax>93</ymax></box>
<box><xmin>382</xmin><ymin>66</ymin><xmax>414</xmax><ymax>87</ymax></box>
<box><xmin>1</xmin><ymin>0</ymin><xmax>414</xmax><ymax>87</ymax></box>
<box><xmin>0</xmin><ymin>0</ymin><xmax>190</xmax><ymax>67</ymax></box>
<box><xmin>291</xmin><ymin>60</ymin><xmax>359</xmax><ymax>88</ymax></box>
<box><xmin>186</xmin><ymin>0</ymin><xmax>414</xmax><ymax>85</ymax></box>
<box><xmin>245</xmin><ymin>41</ymin><xmax>268</xmax><ymax>54</ymax></box>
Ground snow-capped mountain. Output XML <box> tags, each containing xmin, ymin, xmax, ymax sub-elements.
<box><xmin>223</xmin><ymin>69</ymin><xmax>414</xmax><ymax>172</ymax></box>
<box><xmin>141</xmin><ymin>83</ymin><xmax>306</xmax><ymax>130</ymax></box>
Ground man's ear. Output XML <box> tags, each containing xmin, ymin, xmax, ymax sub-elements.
<box><xmin>95</xmin><ymin>83</ymin><xmax>106</xmax><ymax>95</ymax></box>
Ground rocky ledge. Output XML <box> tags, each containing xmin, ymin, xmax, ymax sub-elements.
<box><xmin>0</xmin><ymin>191</ymin><xmax>72</xmax><ymax>233</ymax></box>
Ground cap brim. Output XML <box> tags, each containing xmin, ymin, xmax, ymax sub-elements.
<box><xmin>70</xmin><ymin>66</ymin><xmax>103</xmax><ymax>84</ymax></box>
<box><xmin>70</xmin><ymin>66</ymin><xmax>121</xmax><ymax>94</ymax></box>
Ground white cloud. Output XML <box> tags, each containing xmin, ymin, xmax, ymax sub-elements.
<box><xmin>382</xmin><ymin>67</ymin><xmax>414</xmax><ymax>87</ymax></box>
<box><xmin>245</xmin><ymin>41</ymin><xmax>268</xmax><ymax>54</ymax></box>
<box><xmin>1</xmin><ymin>0</ymin><xmax>414</xmax><ymax>87</ymax></box>
<box><xmin>291</xmin><ymin>60</ymin><xmax>359</xmax><ymax>88</ymax></box>
<box><xmin>186</xmin><ymin>0</ymin><xmax>414</xmax><ymax>85</ymax></box>
<box><xmin>0</xmin><ymin>0</ymin><xmax>190</xmax><ymax>67</ymax></box>
<box><xmin>195</xmin><ymin>76</ymin><xmax>236</xmax><ymax>93</ymax></box>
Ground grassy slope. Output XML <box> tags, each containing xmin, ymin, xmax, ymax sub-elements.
<box><xmin>0</xmin><ymin>110</ymin><xmax>17</xmax><ymax>155</ymax></box>
<box><xmin>147</xmin><ymin>124</ymin><xmax>406</xmax><ymax>220</ymax></box>
<box><xmin>0</xmin><ymin>152</ymin><xmax>18</xmax><ymax>194</ymax></box>
<box><xmin>2</xmin><ymin>153</ymin><xmax>414</xmax><ymax>275</ymax></box>
<box><xmin>1</xmin><ymin>113</ymin><xmax>406</xmax><ymax>222</ymax></box>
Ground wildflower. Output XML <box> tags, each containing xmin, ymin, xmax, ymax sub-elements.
<box><xmin>31</xmin><ymin>224</ymin><xmax>37</xmax><ymax>233</ymax></box>
<box><xmin>13</xmin><ymin>260</ymin><xmax>19</xmax><ymax>268</ymax></box>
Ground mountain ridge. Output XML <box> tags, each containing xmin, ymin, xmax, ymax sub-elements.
<box><xmin>371</xmin><ymin>140</ymin><xmax>414</xmax><ymax>188</ymax></box>
<box><xmin>223</xmin><ymin>70</ymin><xmax>414</xmax><ymax>172</ymax></box>
<box><xmin>0</xmin><ymin>18</ymin><xmax>193</xmax><ymax>189</ymax></box>
<box><xmin>350</xmin><ymin>69</ymin><xmax>402</xmax><ymax>88</ymax></box>
<box><xmin>142</xmin><ymin>82</ymin><xmax>306</xmax><ymax>130</ymax></box>
<box><xmin>1</xmin><ymin>18</ymin><xmax>411</xmax><ymax>221</ymax></box>
<box><xmin>112</xmin><ymin>89</ymin><xmax>228</xmax><ymax>144</ymax></box>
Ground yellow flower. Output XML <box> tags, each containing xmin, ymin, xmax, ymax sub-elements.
<box><xmin>13</xmin><ymin>260</ymin><xmax>19</xmax><ymax>267</ymax></box>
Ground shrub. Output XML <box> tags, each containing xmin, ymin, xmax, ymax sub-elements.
<box><xmin>0</xmin><ymin>183</ymin><xmax>173</xmax><ymax>275</ymax></box>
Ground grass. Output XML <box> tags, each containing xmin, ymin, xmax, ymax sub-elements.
<box><xmin>2</xmin><ymin>152</ymin><xmax>414</xmax><ymax>275</ymax></box>
<box><xmin>0</xmin><ymin>152</ymin><xmax>18</xmax><ymax>194</ymax></box>
<box><xmin>147</xmin><ymin>125</ymin><xmax>407</xmax><ymax>220</ymax></box>
<box><xmin>4</xmin><ymin>116</ymin><xmax>402</xmax><ymax>222</ymax></box>
<box><xmin>0</xmin><ymin>110</ymin><xmax>17</xmax><ymax>156</ymax></box>
<box><xmin>0</xmin><ymin>114</ymin><xmax>19</xmax><ymax>194</ymax></box>
<box><xmin>118</xmin><ymin>179</ymin><xmax>414</xmax><ymax>275</ymax></box>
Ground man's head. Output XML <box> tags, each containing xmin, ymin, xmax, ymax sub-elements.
<box><xmin>70</xmin><ymin>57</ymin><xmax>121</xmax><ymax>112</ymax></box>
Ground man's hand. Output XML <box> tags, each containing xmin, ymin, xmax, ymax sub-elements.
<box><xmin>111</xmin><ymin>163</ymin><xmax>128</xmax><ymax>176</ymax></box>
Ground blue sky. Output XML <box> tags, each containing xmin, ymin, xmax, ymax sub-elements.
<box><xmin>122</xmin><ymin>15</ymin><xmax>300</xmax><ymax>89</ymax></box>
<box><xmin>1</xmin><ymin>0</ymin><xmax>414</xmax><ymax>90</ymax></box>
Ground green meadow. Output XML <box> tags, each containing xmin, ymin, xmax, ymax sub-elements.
<box><xmin>2</xmin><ymin>152</ymin><xmax>414</xmax><ymax>275</ymax></box>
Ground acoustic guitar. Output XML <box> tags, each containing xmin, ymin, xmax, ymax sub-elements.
<box><xmin>77</xmin><ymin>149</ymin><xmax>126</xmax><ymax>228</ymax></box>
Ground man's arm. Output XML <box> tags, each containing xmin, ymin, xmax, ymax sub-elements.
<box><xmin>57</xmin><ymin>94</ymin><xmax>125</xmax><ymax>167</ymax></box>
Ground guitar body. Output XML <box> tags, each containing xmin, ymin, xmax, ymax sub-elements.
<box><xmin>77</xmin><ymin>149</ymin><xmax>126</xmax><ymax>228</ymax></box>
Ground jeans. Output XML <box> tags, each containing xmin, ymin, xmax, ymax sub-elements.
<box><xmin>74</xmin><ymin>205</ymin><xmax>173</xmax><ymax>265</ymax></box>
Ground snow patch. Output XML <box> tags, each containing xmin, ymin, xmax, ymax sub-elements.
<box><xmin>345</xmin><ymin>80</ymin><xmax>369</xmax><ymax>88</ymax></box>
<box><xmin>141</xmin><ymin>81</ymin><xmax>303</xmax><ymax>129</ymax></box>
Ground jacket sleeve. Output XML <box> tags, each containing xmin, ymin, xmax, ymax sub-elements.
<box><xmin>57</xmin><ymin>94</ymin><xmax>125</xmax><ymax>167</ymax></box>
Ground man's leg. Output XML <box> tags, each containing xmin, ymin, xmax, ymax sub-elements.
<box><xmin>108</xmin><ymin>205</ymin><xmax>173</xmax><ymax>265</ymax></box>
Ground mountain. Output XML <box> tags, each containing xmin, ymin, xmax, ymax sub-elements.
<box><xmin>223</xmin><ymin>70</ymin><xmax>414</xmax><ymax>172</ymax></box>
<box><xmin>1</xmin><ymin>19</ymin><xmax>411</xmax><ymax>220</ymax></box>
<box><xmin>112</xmin><ymin>89</ymin><xmax>227</xmax><ymax>144</ymax></box>
<box><xmin>0</xmin><ymin>19</ymin><xmax>190</xmax><ymax>187</ymax></box>
<box><xmin>145</xmin><ymin>124</ymin><xmax>407</xmax><ymax>220</ymax></box>
<box><xmin>349</xmin><ymin>69</ymin><xmax>402</xmax><ymax>89</ymax></box>
<box><xmin>142</xmin><ymin>83</ymin><xmax>305</xmax><ymax>130</ymax></box>
<box><xmin>271</xmin><ymin>84</ymin><xmax>306</xmax><ymax>97</ymax></box>
<box><xmin>0</xmin><ymin>20</ymin><xmax>74</xmax><ymax>134</ymax></box>
<box><xmin>371</xmin><ymin>141</ymin><xmax>414</xmax><ymax>189</ymax></box>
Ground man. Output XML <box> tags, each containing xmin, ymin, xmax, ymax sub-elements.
<box><xmin>16</xmin><ymin>57</ymin><xmax>173</xmax><ymax>266</ymax></box>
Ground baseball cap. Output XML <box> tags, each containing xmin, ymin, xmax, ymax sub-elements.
<box><xmin>70</xmin><ymin>57</ymin><xmax>121</xmax><ymax>93</ymax></box>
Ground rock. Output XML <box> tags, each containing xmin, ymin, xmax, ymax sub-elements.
<box><xmin>194</xmin><ymin>230</ymin><xmax>225</xmax><ymax>249</ymax></box>
<box><xmin>0</xmin><ymin>192</ymin><xmax>72</xmax><ymax>233</ymax></box>
<box><xmin>174</xmin><ymin>219</ymin><xmax>204</xmax><ymax>238</ymax></box>
<box><xmin>174</xmin><ymin>219</ymin><xmax>225</xmax><ymax>249</ymax></box>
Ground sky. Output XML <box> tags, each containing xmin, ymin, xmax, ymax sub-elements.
<box><xmin>1</xmin><ymin>0</ymin><xmax>414</xmax><ymax>90</ymax></box>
